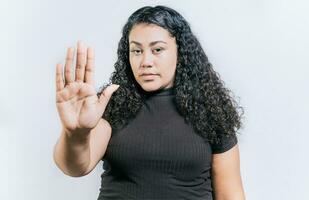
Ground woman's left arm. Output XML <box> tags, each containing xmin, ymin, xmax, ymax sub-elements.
<box><xmin>212</xmin><ymin>144</ymin><xmax>246</xmax><ymax>200</ymax></box>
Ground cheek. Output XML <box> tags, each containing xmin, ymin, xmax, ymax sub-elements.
<box><xmin>129</xmin><ymin>58</ymin><xmax>138</xmax><ymax>75</ymax></box>
<box><xmin>161</xmin><ymin>66</ymin><xmax>176</xmax><ymax>80</ymax></box>
<box><xmin>161</xmin><ymin>55</ymin><xmax>177</xmax><ymax>76</ymax></box>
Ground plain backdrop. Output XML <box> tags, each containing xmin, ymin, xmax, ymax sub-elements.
<box><xmin>1</xmin><ymin>0</ymin><xmax>308</xmax><ymax>199</ymax></box>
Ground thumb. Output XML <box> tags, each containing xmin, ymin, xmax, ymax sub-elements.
<box><xmin>98</xmin><ymin>84</ymin><xmax>120</xmax><ymax>109</ymax></box>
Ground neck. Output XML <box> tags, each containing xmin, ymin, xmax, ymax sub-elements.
<box><xmin>141</xmin><ymin>87</ymin><xmax>175</xmax><ymax>97</ymax></box>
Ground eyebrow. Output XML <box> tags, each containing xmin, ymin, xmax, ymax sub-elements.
<box><xmin>129</xmin><ymin>40</ymin><xmax>167</xmax><ymax>47</ymax></box>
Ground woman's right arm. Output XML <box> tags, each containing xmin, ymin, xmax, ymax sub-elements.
<box><xmin>53</xmin><ymin>118</ymin><xmax>111</xmax><ymax>177</ymax></box>
<box><xmin>52</xmin><ymin>41</ymin><xmax>119</xmax><ymax>177</ymax></box>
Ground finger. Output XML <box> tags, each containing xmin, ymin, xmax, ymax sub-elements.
<box><xmin>56</xmin><ymin>63</ymin><xmax>64</xmax><ymax>92</ymax></box>
<box><xmin>75</xmin><ymin>41</ymin><xmax>86</xmax><ymax>82</ymax></box>
<box><xmin>98</xmin><ymin>84</ymin><xmax>120</xmax><ymax>110</ymax></box>
<box><xmin>85</xmin><ymin>47</ymin><xmax>95</xmax><ymax>86</ymax></box>
<box><xmin>64</xmin><ymin>47</ymin><xmax>75</xmax><ymax>85</ymax></box>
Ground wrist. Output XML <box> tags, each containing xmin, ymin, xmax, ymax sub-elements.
<box><xmin>62</xmin><ymin>127</ymin><xmax>91</xmax><ymax>144</ymax></box>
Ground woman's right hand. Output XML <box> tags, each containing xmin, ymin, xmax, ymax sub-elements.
<box><xmin>55</xmin><ymin>41</ymin><xmax>119</xmax><ymax>138</ymax></box>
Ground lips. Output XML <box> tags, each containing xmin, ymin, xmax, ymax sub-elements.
<box><xmin>139</xmin><ymin>73</ymin><xmax>158</xmax><ymax>80</ymax></box>
<box><xmin>140</xmin><ymin>72</ymin><xmax>158</xmax><ymax>76</ymax></box>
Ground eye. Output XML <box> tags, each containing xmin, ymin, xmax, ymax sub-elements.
<box><xmin>130</xmin><ymin>49</ymin><xmax>142</xmax><ymax>55</ymax></box>
<box><xmin>153</xmin><ymin>48</ymin><xmax>163</xmax><ymax>54</ymax></box>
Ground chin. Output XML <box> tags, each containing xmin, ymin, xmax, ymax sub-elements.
<box><xmin>139</xmin><ymin>82</ymin><xmax>162</xmax><ymax>92</ymax></box>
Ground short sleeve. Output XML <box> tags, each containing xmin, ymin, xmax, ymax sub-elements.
<box><xmin>211</xmin><ymin>132</ymin><xmax>238</xmax><ymax>154</ymax></box>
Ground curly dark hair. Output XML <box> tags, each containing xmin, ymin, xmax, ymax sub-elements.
<box><xmin>98</xmin><ymin>5</ymin><xmax>244</xmax><ymax>145</ymax></box>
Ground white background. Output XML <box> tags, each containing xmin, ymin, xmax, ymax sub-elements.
<box><xmin>1</xmin><ymin>0</ymin><xmax>308</xmax><ymax>199</ymax></box>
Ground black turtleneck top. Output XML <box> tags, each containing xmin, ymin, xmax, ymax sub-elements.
<box><xmin>97</xmin><ymin>87</ymin><xmax>238</xmax><ymax>200</ymax></box>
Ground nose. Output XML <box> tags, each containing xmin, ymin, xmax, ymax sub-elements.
<box><xmin>141</xmin><ymin>50</ymin><xmax>154</xmax><ymax>68</ymax></box>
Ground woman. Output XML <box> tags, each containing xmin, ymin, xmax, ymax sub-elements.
<box><xmin>53</xmin><ymin>5</ymin><xmax>245</xmax><ymax>200</ymax></box>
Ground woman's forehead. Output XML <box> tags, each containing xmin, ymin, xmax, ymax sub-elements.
<box><xmin>129</xmin><ymin>23</ymin><xmax>175</xmax><ymax>45</ymax></box>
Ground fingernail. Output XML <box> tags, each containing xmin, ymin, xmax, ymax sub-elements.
<box><xmin>78</xmin><ymin>40</ymin><xmax>82</xmax><ymax>48</ymax></box>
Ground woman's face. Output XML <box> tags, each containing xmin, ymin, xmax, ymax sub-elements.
<box><xmin>129</xmin><ymin>23</ymin><xmax>178</xmax><ymax>92</ymax></box>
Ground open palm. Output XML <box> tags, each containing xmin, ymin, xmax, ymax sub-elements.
<box><xmin>55</xmin><ymin>41</ymin><xmax>119</xmax><ymax>135</ymax></box>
